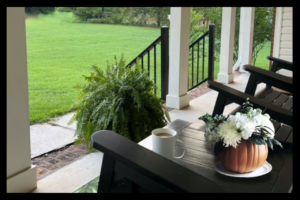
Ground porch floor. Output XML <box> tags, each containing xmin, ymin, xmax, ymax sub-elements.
<box><xmin>30</xmin><ymin>71</ymin><xmax>264</xmax><ymax>193</ymax></box>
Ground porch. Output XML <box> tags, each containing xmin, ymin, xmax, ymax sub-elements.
<box><xmin>7</xmin><ymin>7</ymin><xmax>293</xmax><ymax>193</ymax></box>
<box><xmin>31</xmin><ymin>71</ymin><xmax>265</xmax><ymax>193</ymax></box>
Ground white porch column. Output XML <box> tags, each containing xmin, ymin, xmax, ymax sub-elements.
<box><xmin>238</xmin><ymin>7</ymin><xmax>255</xmax><ymax>72</ymax></box>
<box><xmin>217</xmin><ymin>7</ymin><xmax>236</xmax><ymax>83</ymax></box>
<box><xmin>7</xmin><ymin>7</ymin><xmax>37</xmax><ymax>192</ymax></box>
<box><xmin>166</xmin><ymin>7</ymin><xmax>191</xmax><ymax>109</ymax></box>
<box><xmin>272</xmin><ymin>7</ymin><xmax>283</xmax><ymax>59</ymax></box>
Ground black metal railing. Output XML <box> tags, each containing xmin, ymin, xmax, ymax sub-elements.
<box><xmin>188</xmin><ymin>24</ymin><xmax>215</xmax><ymax>91</ymax></box>
<box><xmin>126</xmin><ymin>26</ymin><xmax>169</xmax><ymax>101</ymax></box>
<box><xmin>126</xmin><ymin>24</ymin><xmax>215</xmax><ymax>101</ymax></box>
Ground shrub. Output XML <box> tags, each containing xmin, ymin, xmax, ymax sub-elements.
<box><xmin>87</xmin><ymin>18</ymin><xmax>105</xmax><ymax>24</ymax></box>
<box><xmin>69</xmin><ymin>54</ymin><xmax>171</xmax><ymax>150</ymax></box>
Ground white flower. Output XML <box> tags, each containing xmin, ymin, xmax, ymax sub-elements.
<box><xmin>205</xmin><ymin>122</ymin><xmax>220</xmax><ymax>145</ymax></box>
<box><xmin>218</xmin><ymin>121</ymin><xmax>242</xmax><ymax>148</ymax></box>
<box><xmin>227</xmin><ymin>113</ymin><xmax>249</xmax><ymax>130</ymax></box>
<box><xmin>263</xmin><ymin>113</ymin><xmax>270</xmax><ymax>120</ymax></box>
<box><xmin>240</xmin><ymin>121</ymin><xmax>256</xmax><ymax>140</ymax></box>
<box><xmin>260</xmin><ymin>114</ymin><xmax>275</xmax><ymax>138</ymax></box>
<box><xmin>200</xmin><ymin>99</ymin><xmax>281</xmax><ymax>151</ymax></box>
<box><xmin>252</xmin><ymin>114</ymin><xmax>262</xmax><ymax>125</ymax></box>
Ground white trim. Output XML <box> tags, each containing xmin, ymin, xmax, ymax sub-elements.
<box><xmin>218</xmin><ymin>7</ymin><xmax>236</xmax><ymax>83</ymax></box>
<box><xmin>232</xmin><ymin>56</ymin><xmax>242</xmax><ymax>71</ymax></box>
<box><xmin>217</xmin><ymin>73</ymin><xmax>235</xmax><ymax>83</ymax></box>
<box><xmin>166</xmin><ymin>7</ymin><xmax>191</xmax><ymax>109</ymax></box>
<box><xmin>7</xmin><ymin>165</ymin><xmax>37</xmax><ymax>193</ymax></box>
<box><xmin>166</xmin><ymin>94</ymin><xmax>190</xmax><ymax>109</ymax></box>
<box><xmin>272</xmin><ymin>7</ymin><xmax>283</xmax><ymax>58</ymax></box>
<box><xmin>233</xmin><ymin>7</ymin><xmax>244</xmax><ymax>72</ymax></box>
<box><xmin>7</xmin><ymin>7</ymin><xmax>37</xmax><ymax>192</ymax></box>
<box><xmin>239</xmin><ymin>7</ymin><xmax>255</xmax><ymax>72</ymax></box>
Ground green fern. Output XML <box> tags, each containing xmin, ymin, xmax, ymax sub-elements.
<box><xmin>68</xmin><ymin>54</ymin><xmax>171</xmax><ymax>150</ymax></box>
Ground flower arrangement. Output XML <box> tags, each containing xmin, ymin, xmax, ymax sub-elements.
<box><xmin>199</xmin><ymin>98</ymin><xmax>282</xmax><ymax>156</ymax></box>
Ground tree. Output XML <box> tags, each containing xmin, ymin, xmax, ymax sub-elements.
<box><xmin>100</xmin><ymin>7</ymin><xmax>105</xmax><ymax>18</ymax></box>
<box><xmin>25</xmin><ymin>7</ymin><xmax>55</xmax><ymax>15</ymax></box>
<box><xmin>149</xmin><ymin>7</ymin><xmax>170</xmax><ymax>27</ymax></box>
<box><xmin>189</xmin><ymin>7</ymin><xmax>205</xmax><ymax>44</ymax></box>
<box><xmin>193</xmin><ymin>7</ymin><xmax>214</xmax><ymax>29</ymax></box>
<box><xmin>206</xmin><ymin>7</ymin><xmax>223</xmax><ymax>61</ymax></box>
<box><xmin>72</xmin><ymin>7</ymin><xmax>96</xmax><ymax>22</ymax></box>
<box><xmin>55</xmin><ymin>7</ymin><xmax>77</xmax><ymax>12</ymax></box>
<box><xmin>252</xmin><ymin>7</ymin><xmax>274</xmax><ymax>65</ymax></box>
<box><xmin>72</xmin><ymin>7</ymin><xmax>124</xmax><ymax>23</ymax></box>
<box><xmin>129</xmin><ymin>7</ymin><xmax>151</xmax><ymax>25</ymax></box>
<box><xmin>207</xmin><ymin>7</ymin><xmax>274</xmax><ymax>65</ymax></box>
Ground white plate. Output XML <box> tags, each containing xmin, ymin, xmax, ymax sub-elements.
<box><xmin>215</xmin><ymin>161</ymin><xmax>272</xmax><ymax>178</ymax></box>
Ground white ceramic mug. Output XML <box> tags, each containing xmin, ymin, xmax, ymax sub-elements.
<box><xmin>152</xmin><ymin>128</ymin><xmax>186</xmax><ymax>160</ymax></box>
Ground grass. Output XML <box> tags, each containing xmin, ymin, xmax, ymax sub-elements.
<box><xmin>26</xmin><ymin>12</ymin><xmax>161</xmax><ymax>124</ymax></box>
<box><xmin>252</xmin><ymin>41</ymin><xmax>272</xmax><ymax>70</ymax></box>
<box><xmin>26</xmin><ymin>11</ymin><xmax>272</xmax><ymax>124</ymax></box>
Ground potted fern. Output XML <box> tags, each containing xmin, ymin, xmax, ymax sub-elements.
<box><xmin>68</xmin><ymin>54</ymin><xmax>171</xmax><ymax>151</ymax></box>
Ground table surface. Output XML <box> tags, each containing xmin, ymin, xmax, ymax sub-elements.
<box><xmin>138</xmin><ymin>119</ymin><xmax>293</xmax><ymax>193</ymax></box>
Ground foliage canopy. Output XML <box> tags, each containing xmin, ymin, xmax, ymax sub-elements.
<box><xmin>207</xmin><ymin>7</ymin><xmax>274</xmax><ymax>65</ymax></box>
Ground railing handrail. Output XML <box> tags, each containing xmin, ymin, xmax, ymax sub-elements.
<box><xmin>189</xmin><ymin>32</ymin><xmax>209</xmax><ymax>48</ymax></box>
<box><xmin>125</xmin><ymin>24</ymin><xmax>215</xmax><ymax>100</ymax></box>
<box><xmin>208</xmin><ymin>24</ymin><xmax>215</xmax><ymax>81</ymax></box>
<box><xmin>126</xmin><ymin>36</ymin><xmax>162</xmax><ymax>68</ymax></box>
<box><xmin>124</xmin><ymin>27</ymin><xmax>169</xmax><ymax>101</ymax></box>
<box><xmin>187</xmin><ymin>24</ymin><xmax>215</xmax><ymax>91</ymax></box>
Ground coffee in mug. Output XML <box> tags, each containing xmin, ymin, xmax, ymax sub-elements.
<box><xmin>152</xmin><ymin>128</ymin><xmax>186</xmax><ymax>160</ymax></box>
<box><xmin>155</xmin><ymin>132</ymin><xmax>173</xmax><ymax>138</ymax></box>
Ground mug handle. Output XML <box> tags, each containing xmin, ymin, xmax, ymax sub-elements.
<box><xmin>174</xmin><ymin>139</ymin><xmax>186</xmax><ymax>159</ymax></box>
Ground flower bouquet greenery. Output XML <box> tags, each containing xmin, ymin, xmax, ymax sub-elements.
<box><xmin>198</xmin><ymin>98</ymin><xmax>282</xmax><ymax>156</ymax></box>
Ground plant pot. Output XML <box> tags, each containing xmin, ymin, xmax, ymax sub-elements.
<box><xmin>219</xmin><ymin>139</ymin><xmax>268</xmax><ymax>173</ymax></box>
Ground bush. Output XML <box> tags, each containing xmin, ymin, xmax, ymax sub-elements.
<box><xmin>55</xmin><ymin>7</ymin><xmax>76</xmax><ymax>12</ymax></box>
<box><xmin>68</xmin><ymin>54</ymin><xmax>171</xmax><ymax>150</ymax></box>
<box><xmin>25</xmin><ymin>7</ymin><xmax>55</xmax><ymax>15</ymax></box>
<box><xmin>87</xmin><ymin>18</ymin><xmax>105</xmax><ymax>24</ymax></box>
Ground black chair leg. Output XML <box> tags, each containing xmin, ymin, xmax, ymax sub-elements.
<box><xmin>97</xmin><ymin>153</ymin><xmax>115</xmax><ymax>193</ymax></box>
<box><xmin>212</xmin><ymin>93</ymin><xmax>227</xmax><ymax>116</ymax></box>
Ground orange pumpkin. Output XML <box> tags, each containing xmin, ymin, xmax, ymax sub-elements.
<box><xmin>219</xmin><ymin>139</ymin><xmax>268</xmax><ymax>173</ymax></box>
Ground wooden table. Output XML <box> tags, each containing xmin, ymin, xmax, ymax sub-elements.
<box><xmin>139</xmin><ymin>119</ymin><xmax>293</xmax><ymax>193</ymax></box>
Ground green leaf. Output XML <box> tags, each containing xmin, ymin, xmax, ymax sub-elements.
<box><xmin>247</xmin><ymin>136</ymin><xmax>266</xmax><ymax>145</ymax></box>
<box><xmin>266</xmin><ymin>138</ymin><xmax>273</xmax><ymax>150</ymax></box>
<box><xmin>272</xmin><ymin>138</ymin><xmax>283</xmax><ymax>149</ymax></box>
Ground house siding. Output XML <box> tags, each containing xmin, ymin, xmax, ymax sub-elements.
<box><xmin>276</xmin><ymin>7</ymin><xmax>293</xmax><ymax>62</ymax></box>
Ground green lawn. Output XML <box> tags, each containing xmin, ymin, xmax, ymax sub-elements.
<box><xmin>26</xmin><ymin>12</ymin><xmax>161</xmax><ymax>124</ymax></box>
<box><xmin>252</xmin><ymin>41</ymin><xmax>271</xmax><ymax>70</ymax></box>
<box><xmin>26</xmin><ymin>11</ymin><xmax>272</xmax><ymax>124</ymax></box>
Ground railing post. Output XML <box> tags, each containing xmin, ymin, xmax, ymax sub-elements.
<box><xmin>161</xmin><ymin>26</ymin><xmax>169</xmax><ymax>101</ymax></box>
<box><xmin>208</xmin><ymin>24</ymin><xmax>215</xmax><ymax>81</ymax></box>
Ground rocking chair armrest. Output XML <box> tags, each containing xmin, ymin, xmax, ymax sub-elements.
<box><xmin>243</xmin><ymin>64</ymin><xmax>293</xmax><ymax>95</ymax></box>
<box><xmin>90</xmin><ymin>130</ymin><xmax>226</xmax><ymax>193</ymax></box>
<box><xmin>207</xmin><ymin>80</ymin><xmax>293</xmax><ymax>127</ymax></box>
<box><xmin>267</xmin><ymin>56</ymin><xmax>293</xmax><ymax>72</ymax></box>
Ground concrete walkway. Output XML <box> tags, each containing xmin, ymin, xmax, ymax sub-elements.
<box><xmin>30</xmin><ymin>112</ymin><xmax>77</xmax><ymax>158</ymax></box>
